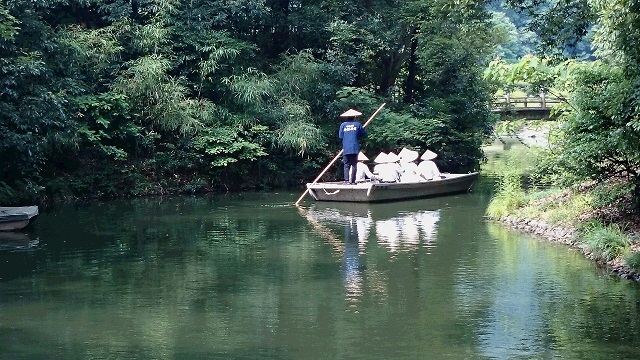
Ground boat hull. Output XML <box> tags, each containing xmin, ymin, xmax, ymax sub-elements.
<box><xmin>0</xmin><ymin>206</ymin><xmax>39</xmax><ymax>231</ymax></box>
<box><xmin>306</xmin><ymin>172</ymin><xmax>479</xmax><ymax>203</ymax></box>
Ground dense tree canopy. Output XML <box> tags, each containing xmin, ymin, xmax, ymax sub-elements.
<box><xmin>557</xmin><ymin>0</ymin><xmax>640</xmax><ymax>207</ymax></box>
<box><xmin>0</xmin><ymin>0</ymin><xmax>497</xmax><ymax>204</ymax></box>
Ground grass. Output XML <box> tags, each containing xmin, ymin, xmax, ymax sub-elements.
<box><xmin>493</xmin><ymin>182</ymin><xmax>637</xmax><ymax>263</ymax></box>
<box><xmin>484</xmin><ymin>142</ymin><xmax>575</xmax><ymax>223</ymax></box>
<box><xmin>485</xmin><ymin>152</ymin><xmax>528</xmax><ymax>219</ymax></box>
<box><xmin>580</xmin><ymin>222</ymin><xmax>630</xmax><ymax>261</ymax></box>
<box><xmin>486</xmin><ymin>189</ymin><xmax>526</xmax><ymax>219</ymax></box>
<box><xmin>540</xmin><ymin>192</ymin><xmax>593</xmax><ymax>226</ymax></box>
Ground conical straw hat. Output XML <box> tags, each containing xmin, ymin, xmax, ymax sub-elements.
<box><xmin>340</xmin><ymin>109</ymin><xmax>363</xmax><ymax>117</ymax></box>
<box><xmin>374</xmin><ymin>152</ymin><xmax>388</xmax><ymax>164</ymax></box>
<box><xmin>387</xmin><ymin>152</ymin><xmax>400</xmax><ymax>163</ymax></box>
<box><xmin>400</xmin><ymin>149</ymin><xmax>419</xmax><ymax>163</ymax></box>
<box><xmin>357</xmin><ymin>151</ymin><xmax>369</xmax><ymax>161</ymax></box>
<box><xmin>421</xmin><ymin>149</ymin><xmax>438</xmax><ymax>160</ymax></box>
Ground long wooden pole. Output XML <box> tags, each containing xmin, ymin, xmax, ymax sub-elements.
<box><xmin>294</xmin><ymin>102</ymin><xmax>386</xmax><ymax>206</ymax></box>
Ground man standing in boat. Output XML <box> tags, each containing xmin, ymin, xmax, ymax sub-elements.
<box><xmin>338</xmin><ymin>109</ymin><xmax>367</xmax><ymax>184</ymax></box>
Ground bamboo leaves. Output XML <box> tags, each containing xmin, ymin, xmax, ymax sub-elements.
<box><xmin>225</xmin><ymin>51</ymin><xmax>326</xmax><ymax>155</ymax></box>
<box><xmin>226</xmin><ymin>68</ymin><xmax>275</xmax><ymax>106</ymax></box>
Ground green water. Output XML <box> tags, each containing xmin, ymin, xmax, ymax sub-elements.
<box><xmin>1</xmin><ymin>171</ymin><xmax>640</xmax><ymax>358</ymax></box>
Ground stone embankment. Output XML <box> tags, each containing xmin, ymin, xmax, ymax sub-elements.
<box><xmin>500</xmin><ymin>216</ymin><xmax>577</xmax><ymax>245</ymax></box>
<box><xmin>498</xmin><ymin>216</ymin><xmax>640</xmax><ymax>282</ymax></box>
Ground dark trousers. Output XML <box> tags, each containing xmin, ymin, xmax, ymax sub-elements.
<box><xmin>343</xmin><ymin>153</ymin><xmax>357</xmax><ymax>183</ymax></box>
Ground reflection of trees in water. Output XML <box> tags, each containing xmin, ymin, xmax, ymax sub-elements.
<box><xmin>454</xmin><ymin>222</ymin><xmax>640</xmax><ymax>358</ymax></box>
<box><xmin>0</xmin><ymin>232</ymin><xmax>41</xmax><ymax>282</ymax></box>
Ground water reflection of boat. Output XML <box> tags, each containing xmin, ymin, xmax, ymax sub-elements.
<box><xmin>0</xmin><ymin>206</ymin><xmax>39</xmax><ymax>231</ymax></box>
<box><xmin>343</xmin><ymin>218</ymin><xmax>364</xmax><ymax>300</ymax></box>
<box><xmin>306</xmin><ymin>172</ymin><xmax>478</xmax><ymax>203</ymax></box>
<box><xmin>299</xmin><ymin>202</ymin><xmax>443</xmax><ymax>304</ymax></box>
<box><xmin>305</xmin><ymin>202</ymin><xmax>441</xmax><ymax>253</ymax></box>
<box><xmin>0</xmin><ymin>232</ymin><xmax>40</xmax><ymax>252</ymax></box>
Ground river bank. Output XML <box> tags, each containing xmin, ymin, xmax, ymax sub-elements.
<box><xmin>486</xmin><ymin>127</ymin><xmax>640</xmax><ymax>283</ymax></box>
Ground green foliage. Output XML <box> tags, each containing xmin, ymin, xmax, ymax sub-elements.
<box><xmin>526</xmin><ymin>146</ymin><xmax>572</xmax><ymax>188</ymax></box>
<box><xmin>0</xmin><ymin>0</ymin><xmax>74</xmax><ymax>203</ymax></box>
<box><xmin>580</xmin><ymin>221</ymin><xmax>630</xmax><ymax>261</ymax></box>
<box><xmin>546</xmin><ymin>62</ymin><xmax>640</xmax><ymax>205</ymax></box>
<box><xmin>497</xmin><ymin>2</ymin><xmax>640</xmax><ymax>211</ymax></box>
<box><xmin>590</xmin><ymin>182</ymin><xmax>634</xmax><ymax>209</ymax></box>
<box><xmin>488</xmin><ymin>32</ymin><xmax>640</xmax><ymax>211</ymax></box>
<box><xmin>113</xmin><ymin>54</ymin><xmax>202</xmax><ymax>133</ymax></box>
<box><xmin>193</xmin><ymin>125</ymin><xmax>267</xmax><ymax>169</ymax></box>
<box><xmin>324</xmin><ymin>0</ymin><xmax>495</xmax><ymax>172</ymax></box>
<box><xmin>0</xmin><ymin>0</ymin><xmax>497</xmax><ymax>202</ymax></box>
<box><xmin>70</xmin><ymin>92</ymin><xmax>137</xmax><ymax>160</ymax></box>
<box><xmin>484</xmin><ymin>54</ymin><xmax>573</xmax><ymax>96</ymax></box>
<box><xmin>624</xmin><ymin>252</ymin><xmax>640</xmax><ymax>270</ymax></box>
<box><xmin>58</xmin><ymin>23</ymin><xmax>123</xmax><ymax>71</ymax></box>
<box><xmin>0</xmin><ymin>5</ymin><xmax>17</xmax><ymax>40</ymax></box>
<box><xmin>539</xmin><ymin>192</ymin><xmax>592</xmax><ymax>225</ymax></box>
<box><xmin>486</xmin><ymin>174</ymin><xmax>526</xmax><ymax>219</ymax></box>
<box><xmin>591</xmin><ymin>0</ymin><xmax>640</xmax><ymax>69</ymax></box>
<box><xmin>275</xmin><ymin>120</ymin><xmax>323</xmax><ymax>156</ymax></box>
<box><xmin>407</xmin><ymin>1</ymin><xmax>495</xmax><ymax>171</ymax></box>
<box><xmin>226</xmin><ymin>51</ymin><xmax>336</xmax><ymax>156</ymax></box>
<box><xmin>366</xmin><ymin>112</ymin><xmax>445</xmax><ymax>151</ymax></box>
<box><xmin>483</xmin><ymin>145</ymin><xmax>593</xmax><ymax>224</ymax></box>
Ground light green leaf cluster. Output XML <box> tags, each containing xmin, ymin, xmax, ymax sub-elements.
<box><xmin>59</xmin><ymin>23</ymin><xmax>124</xmax><ymax>69</ymax></box>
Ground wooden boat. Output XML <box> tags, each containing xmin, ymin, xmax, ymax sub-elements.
<box><xmin>0</xmin><ymin>206</ymin><xmax>39</xmax><ymax>231</ymax></box>
<box><xmin>306</xmin><ymin>172</ymin><xmax>479</xmax><ymax>203</ymax></box>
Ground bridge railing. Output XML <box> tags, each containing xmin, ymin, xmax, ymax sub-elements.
<box><xmin>493</xmin><ymin>94</ymin><xmax>563</xmax><ymax>111</ymax></box>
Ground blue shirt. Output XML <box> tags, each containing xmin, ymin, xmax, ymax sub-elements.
<box><xmin>339</xmin><ymin>121</ymin><xmax>366</xmax><ymax>155</ymax></box>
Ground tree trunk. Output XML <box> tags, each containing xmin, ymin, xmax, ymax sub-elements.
<box><xmin>268</xmin><ymin>0</ymin><xmax>290</xmax><ymax>57</ymax></box>
<box><xmin>131</xmin><ymin>0</ymin><xmax>139</xmax><ymax>23</ymax></box>
<box><xmin>634</xmin><ymin>174</ymin><xmax>640</xmax><ymax>213</ymax></box>
<box><xmin>403</xmin><ymin>28</ymin><xmax>419</xmax><ymax>104</ymax></box>
<box><xmin>378</xmin><ymin>54</ymin><xmax>402</xmax><ymax>96</ymax></box>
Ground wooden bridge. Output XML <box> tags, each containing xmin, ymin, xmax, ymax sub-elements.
<box><xmin>492</xmin><ymin>93</ymin><xmax>563</xmax><ymax>120</ymax></box>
